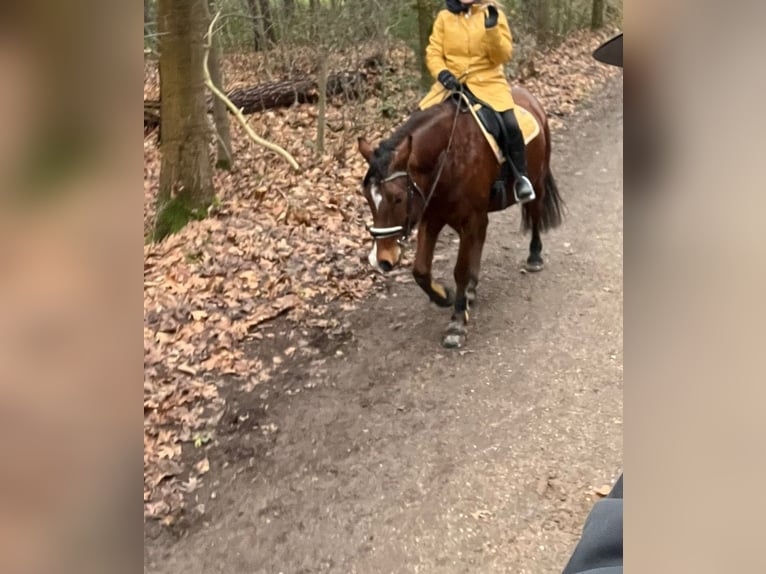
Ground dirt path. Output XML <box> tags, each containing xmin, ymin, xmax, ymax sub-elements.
<box><xmin>145</xmin><ymin>77</ymin><xmax>623</xmax><ymax>574</ymax></box>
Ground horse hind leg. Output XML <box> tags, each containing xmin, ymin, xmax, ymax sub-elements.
<box><xmin>522</xmin><ymin>170</ymin><xmax>563</xmax><ymax>273</ymax></box>
<box><xmin>526</xmin><ymin>223</ymin><xmax>544</xmax><ymax>272</ymax></box>
<box><xmin>520</xmin><ymin>196</ymin><xmax>544</xmax><ymax>272</ymax></box>
<box><xmin>465</xmin><ymin>215</ymin><xmax>488</xmax><ymax>306</ymax></box>
<box><xmin>522</xmin><ymin>115</ymin><xmax>564</xmax><ymax>272</ymax></box>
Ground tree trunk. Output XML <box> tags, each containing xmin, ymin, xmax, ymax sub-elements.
<box><xmin>155</xmin><ymin>0</ymin><xmax>214</xmax><ymax>241</ymax></box>
<box><xmin>144</xmin><ymin>0</ymin><xmax>152</xmax><ymax>35</ymax></box>
<box><xmin>416</xmin><ymin>0</ymin><xmax>435</xmax><ymax>91</ymax></box>
<box><xmin>533</xmin><ymin>0</ymin><xmax>551</xmax><ymax>46</ymax></box>
<box><xmin>205</xmin><ymin>0</ymin><xmax>233</xmax><ymax>170</ymax></box>
<box><xmin>316</xmin><ymin>53</ymin><xmax>328</xmax><ymax>155</ymax></box>
<box><xmin>145</xmin><ymin>0</ymin><xmax>157</xmax><ymax>52</ymax></box>
<box><xmin>282</xmin><ymin>0</ymin><xmax>296</xmax><ymax>36</ymax></box>
<box><xmin>591</xmin><ymin>0</ymin><xmax>605</xmax><ymax>30</ymax></box>
<box><xmin>247</xmin><ymin>0</ymin><xmax>276</xmax><ymax>51</ymax></box>
<box><xmin>259</xmin><ymin>0</ymin><xmax>276</xmax><ymax>43</ymax></box>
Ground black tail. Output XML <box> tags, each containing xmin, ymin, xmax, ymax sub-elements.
<box><xmin>522</xmin><ymin>115</ymin><xmax>564</xmax><ymax>233</ymax></box>
<box><xmin>522</xmin><ymin>170</ymin><xmax>564</xmax><ymax>233</ymax></box>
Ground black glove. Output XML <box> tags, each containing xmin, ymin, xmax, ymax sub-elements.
<box><xmin>437</xmin><ymin>69</ymin><xmax>460</xmax><ymax>91</ymax></box>
<box><xmin>484</xmin><ymin>5</ymin><xmax>498</xmax><ymax>29</ymax></box>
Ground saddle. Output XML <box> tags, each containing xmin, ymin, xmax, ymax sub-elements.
<box><xmin>449</xmin><ymin>90</ymin><xmax>540</xmax><ymax>165</ymax></box>
<box><xmin>447</xmin><ymin>89</ymin><xmax>541</xmax><ymax>209</ymax></box>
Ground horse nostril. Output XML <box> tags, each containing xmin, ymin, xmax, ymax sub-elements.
<box><xmin>378</xmin><ymin>260</ymin><xmax>393</xmax><ymax>272</ymax></box>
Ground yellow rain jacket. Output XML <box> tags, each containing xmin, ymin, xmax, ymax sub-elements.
<box><xmin>419</xmin><ymin>3</ymin><xmax>515</xmax><ymax>112</ymax></box>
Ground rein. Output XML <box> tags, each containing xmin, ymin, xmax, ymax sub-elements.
<box><xmin>368</xmin><ymin>100</ymin><xmax>461</xmax><ymax>242</ymax></box>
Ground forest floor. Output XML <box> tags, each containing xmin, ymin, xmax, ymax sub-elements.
<box><xmin>144</xmin><ymin>29</ymin><xmax>622</xmax><ymax>573</ymax></box>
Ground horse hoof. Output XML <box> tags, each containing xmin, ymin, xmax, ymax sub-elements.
<box><xmin>524</xmin><ymin>259</ymin><xmax>544</xmax><ymax>273</ymax></box>
<box><xmin>442</xmin><ymin>332</ymin><xmax>466</xmax><ymax>349</ymax></box>
<box><xmin>432</xmin><ymin>286</ymin><xmax>454</xmax><ymax>308</ymax></box>
<box><xmin>442</xmin><ymin>320</ymin><xmax>467</xmax><ymax>348</ymax></box>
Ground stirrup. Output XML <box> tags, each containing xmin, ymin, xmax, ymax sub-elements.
<box><xmin>513</xmin><ymin>176</ymin><xmax>535</xmax><ymax>204</ymax></box>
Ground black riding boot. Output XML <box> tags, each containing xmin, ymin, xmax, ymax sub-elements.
<box><xmin>493</xmin><ymin>109</ymin><xmax>535</xmax><ymax>204</ymax></box>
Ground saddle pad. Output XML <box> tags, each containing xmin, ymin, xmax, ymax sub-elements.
<box><xmin>457</xmin><ymin>93</ymin><xmax>541</xmax><ymax>164</ymax></box>
<box><xmin>516</xmin><ymin>106</ymin><xmax>541</xmax><ymax>146</ymax></box>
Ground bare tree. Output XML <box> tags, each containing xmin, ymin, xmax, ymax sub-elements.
<box><xmin>204</xmin><ymin>0</ymin><xmax>233</xmax><ymax>169</ymax></box>
<box><xmin>316</xmin><ymin>53</ymin><xmax>329</xmax><ymax>155</ymax></box>
<box><xmin>247</xmin><ymin>0</ymin><xmax>276</xmax><ymax>51</ymax></box>
<box><xmin>533</xmin><ymin>0</ymin><xmax>553</xmax><ymax>46</ymax></box>
<box><xmin>155</xmin><ymin>0</ymin><xmax>215</xmax><ymax>241</ymax></box>
<box><xmin>416</xmin><ymin>0</ymin><xmax>436</xmax><ymax>90</ymax></box>
<box><xmin>591</xmin><ymin>0</ymin><xmax>605</xmax><ymax>30</ymax></box>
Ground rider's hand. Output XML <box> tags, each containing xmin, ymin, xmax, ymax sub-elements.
<box><xmin>484</xmin><ymin>5</ymin><xmax>499</xmax><ymax>29</ymax></box>
<box><xmin>438</xmin><ymin>69</ymin><xmax>460</xmax><ymax>92</ymax></box>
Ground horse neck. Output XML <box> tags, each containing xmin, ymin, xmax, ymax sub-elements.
<box><xmin>412</xmin><ymin>107</ymin><xmax>456</xmax><ymax>174</ymax></box>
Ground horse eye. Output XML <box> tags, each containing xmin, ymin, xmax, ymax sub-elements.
<box><xmin>394</xmin><ymin>197</ymin><xmax>403</xmax><ymax>204</ymax></box>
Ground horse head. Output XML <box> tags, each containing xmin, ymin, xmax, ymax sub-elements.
<box><xmin>357</xmin><ymin>135</ymin><xmax>421</xmax><ymax>272</ymax></box>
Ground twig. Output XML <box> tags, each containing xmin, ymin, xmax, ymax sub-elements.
<box><xmin>203</xmin><ymin>10</ymin><xmax>301</xmax><ymax>171</ymax></box>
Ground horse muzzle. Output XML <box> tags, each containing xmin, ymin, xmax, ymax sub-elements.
<box><xmin>368</xmin><ymin>240</ymin><xmax>402</xmax><ymax>272</ymax></box>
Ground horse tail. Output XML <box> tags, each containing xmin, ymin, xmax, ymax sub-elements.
<box><xmin>522</xmin><ymin>118</ymin><xmax>564</xmax><ymax>233</ymax></box>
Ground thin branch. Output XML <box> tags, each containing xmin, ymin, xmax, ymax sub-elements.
<box><xmin>203</xmin><ymin>9</ymin><xmax>301</xmax><ymax>171</ymax></box>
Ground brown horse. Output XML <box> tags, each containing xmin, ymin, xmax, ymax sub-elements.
<box><xmin>357</xmin><ymin>85</ymin><xmax>563</xmax><ymax>348</ymax></box>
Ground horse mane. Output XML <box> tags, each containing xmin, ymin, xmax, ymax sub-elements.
<box><xmin>364</xmin><ymin>104</ymin><xmax>450</xmax><ymax>185</ymax></box>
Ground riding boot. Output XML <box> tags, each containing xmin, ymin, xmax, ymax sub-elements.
<box><xmin>502</xmin><ymin>109</ymin><xmax>535</xmax><ymax>203</ymax></box>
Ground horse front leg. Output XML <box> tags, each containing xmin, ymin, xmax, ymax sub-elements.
<box><xmin>466</xmin><ymin>214</ymin><xmax>488</xmax><ymax>308</ymax></box>
<box><xmin>443</xmin><ymin>216</ymin><xmax>487</xmax><ymax>349</ymax></box>
<box><xmin>412</xmin><ymin>218</ymin><xmax>452</xmax><ymax>307</ymax></box>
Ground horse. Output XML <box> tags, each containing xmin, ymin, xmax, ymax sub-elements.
<box><xmin>357</xmin><ymin>85</ymin><xmax>563</xmax><ymax>348</ymax></box>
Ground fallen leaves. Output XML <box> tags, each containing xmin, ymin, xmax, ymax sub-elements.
<box><xmin>593</xmin><ymin>484</ymin><xmax>613</xmax><ymax>498</ymax></box>
<box><xmin>471</xmin><ymin>509</ymin><xmax>494</xmax><ymax>521</ymax></box>
<box><xmin>195</xmin><ymin>458</ymin><xmax>210</xmax><ymax>476</ymax></box>
<box><xmin>143</xmin><ymin>31</ymin><xmax>621</xmax><ymax>523</ymax></box>
<box><xmin>518</xmin><ymin>29</ymin><xmax>622</xmax><ymax>127</ymax></box>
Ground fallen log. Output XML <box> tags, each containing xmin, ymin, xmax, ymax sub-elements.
<box><xmin>144</xmin><ymin>57</ymin><xmax>385</xmax><ymax>136</ymax></box>
<box><xmin>225</xmin><ymin>70</ymin><xmax>369</xmax><ymax>114</ymax></box>
<box><xmin>144</xmin><ymin>100</ymin><xmax>161</xmax><ymax>139</ymax></box>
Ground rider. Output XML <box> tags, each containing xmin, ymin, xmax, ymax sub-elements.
<box><xmin>419</xmin><ymin>0</ymin><xmax>535</xmax><ymax>204</ymax></box>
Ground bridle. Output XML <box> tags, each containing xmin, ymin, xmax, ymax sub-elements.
<box><xmin>366</xmin><ymin>100</ymin><xmax>461</xmax><ymax>243</ymax></box>
<box><xmin>367</xmin><ymin>169</ymin><xmax>430</xmax><ymax>242</ymax></box>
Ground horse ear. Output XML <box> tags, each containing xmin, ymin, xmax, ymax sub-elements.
<box><xmin>394</xmin><ymin>134</ymin><xmax>413</xmax><ymax>167</ymax></box>
<box><xmin>358</xmin><ymin>137</ymin><xmax>373</xmax><ymax>163</ymax></box>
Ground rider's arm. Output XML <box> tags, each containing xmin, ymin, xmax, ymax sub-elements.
<box><xmin>482</xmin><ymin>8</ymin><xmax>513</xmax><ymax>66</ymax></box>
<box><xmin>425</xmin><ymin>11</ymin><xmax>448</xmax><ymax>80</ymax></box>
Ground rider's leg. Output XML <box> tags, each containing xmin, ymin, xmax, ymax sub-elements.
<box><xmin>501</xmin><ymin>109</ymin><xmax>535</xmax><ymax>203</ymax></box>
